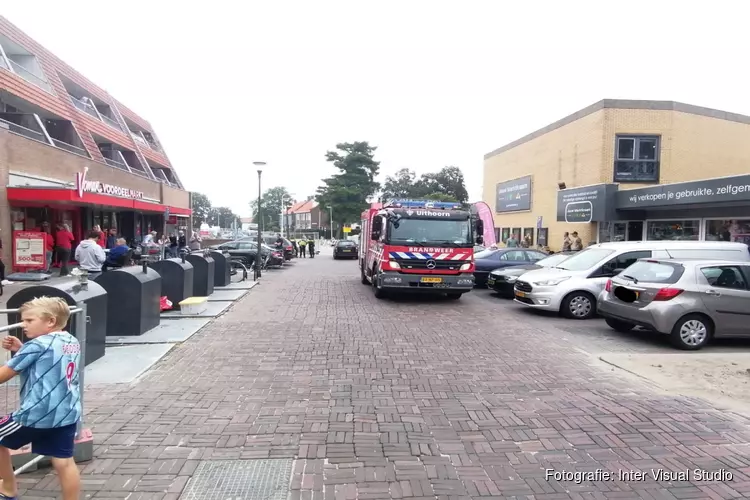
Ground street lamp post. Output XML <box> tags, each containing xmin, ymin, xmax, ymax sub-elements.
<box><xmin>253</xmin><ymin>161</ymin><xmax>266</xmax><ymax>278</ymax></box>
<box><xmin>280</xmin><ymin>195</ymin><xmax>292</xmax><ymax>239</ymax></box>
<box><xmin>327</xmin><ymin>205</ymin><xmax>334</xmax><ymax>239</ymax></box>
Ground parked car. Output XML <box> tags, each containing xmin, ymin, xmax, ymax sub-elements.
<box><xmin>211</xmin><ymin>240</ymin><xmax>270</xmax><ymax>268</ymax></box>
<box><xmin>473</xmin><ymin>245</ymin><xmax>486</xmax><ymax>253</ymax></box>
<box><xmin>262</xmin><ymin>236</ymin><xmax>295</xmax><ymax>260</ymax></box>
<box><xmin>514</xmin><ymin>241</ymin><xmax>750</xmax><ymax>320</ymax></box>
<box><xmin>473</xmin><ymin>248</ymin><xmax>548</xmax><ymax>287</ymax></box>
<box><xmin>333</xmin><ymin>240</ymin><xmax>358</xmax><ymax>259</ymax></box>
<box><xmin>487</xmin><ymin>251</ymin><xmax>576</xmax><ymax>297</ymax></box>
<box><xmin>598</xmin><ymin>258</ymin><xmax>750</xmax><ymax>350</ymax></box>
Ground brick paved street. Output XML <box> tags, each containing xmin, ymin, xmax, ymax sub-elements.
<box><xmin>15</xmin><ymin>248</ymin><xmax>750</xmax><ymax>499</ymax></box>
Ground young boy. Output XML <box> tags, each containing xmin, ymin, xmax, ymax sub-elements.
<box><xmin>0</xmin><ymin>297</ymin><xmax>81</xmax><ymax>500</ymax></box>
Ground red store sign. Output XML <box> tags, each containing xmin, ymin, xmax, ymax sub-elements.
<box><xmin>76</xmin><ymin>167</ymin><xmax>144</xmax><ymax>200</ymax></box>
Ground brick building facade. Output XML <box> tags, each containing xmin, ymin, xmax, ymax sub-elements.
<box><xmin>0</xmin><ymin>16</ymin><xmax>190</xmax><ymax>271</ymax></box>
<box><xmin>483</xmin><ymin>99</ymin><xmax>750</xmax><ymax>250</ymax></box>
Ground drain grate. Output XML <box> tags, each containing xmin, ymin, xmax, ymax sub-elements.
<box><xmin>180</xmin><ymin>459</ymin><xmax>294</xmax><ymax>500</ymax></box>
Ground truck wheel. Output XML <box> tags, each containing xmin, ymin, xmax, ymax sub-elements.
<box><xmin>360</xmin><ymin>264</ymin><xmax>369</xmax><ymax>285</ymax></box>
<box><xmin>446</xmin><ymin>293</ymin><xmax>462</xmax><ymax>300</ymax></box>
<box><xmin>372</xmin><ymin>267</ymin><xmax>386</xmax><ymax>299</ymax></box>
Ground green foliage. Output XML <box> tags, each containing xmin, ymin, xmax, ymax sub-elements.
<box><xmin>207</xmin><ymin>206</ymin><xmax>241</xmax><ymax>229</ymax></box>
<box><xmin>250</xmin><ymin>186</ymin><xmax>293</xmax><ymax>232</ymax></box>
<box><xmin>190</xmin><ymin>192</ymin><xmax>212</xmax><ymax>227</ymax></box>
<box><xmin>315</xmin><ymin>142</ymin><xmax>380</xmax><ymax>237</ymax></box>
<box><xmin>381</xmin><ymin>166</ymin><xmax>468</xmax><ymax>204</ymax></box>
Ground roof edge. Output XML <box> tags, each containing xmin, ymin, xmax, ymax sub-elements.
<box><xmin>483</xmin><ymin>99</ymin><xmax>750</xmax><ymax>160</ymax></box>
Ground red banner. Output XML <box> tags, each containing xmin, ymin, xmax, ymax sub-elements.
<box><xmin>12</xmin><ymin>231</ymin><xmax>46</xmax><ymax>270</ymax></box>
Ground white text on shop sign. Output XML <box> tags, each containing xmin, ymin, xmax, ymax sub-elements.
<box><xmin>75</xmin><ymin>168</ymin><xmax>144</xmax><ymax>200</ymax></box>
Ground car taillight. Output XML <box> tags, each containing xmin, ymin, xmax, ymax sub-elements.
<box><xmin>605</xmin><ymin>279</ymin><xmax>612</xmax><ymax>292</ymax></box>
<box><xmin>652</xmin><ymin>288</ymin><xmax>683</xmax><ymax>301</ymax></box>
<box><xmin>286</xmin><ymin>246</ymin><xmax>292</xmax><ymax>250</ymax></box>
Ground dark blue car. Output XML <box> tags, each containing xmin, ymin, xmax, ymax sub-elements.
<box><xmin>473</xmin><ymin>248</ymin><xmax>547</xmax><ymax>287</ymax></box>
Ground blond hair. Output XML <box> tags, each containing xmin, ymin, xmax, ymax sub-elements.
<box><xmin>19</xmin><ymin>297</ymin><xmax>70</xmax><ymax>330</ymax></box>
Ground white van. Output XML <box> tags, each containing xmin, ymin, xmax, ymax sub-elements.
<box><xmin>513</xmin><ymin>241</ymin><xmax>750</xmax><ymax>319</ymax></box>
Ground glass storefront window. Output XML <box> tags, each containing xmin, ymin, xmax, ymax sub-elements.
<box><xmin>705</xmin><ymin>219</ymin><xmax>750</xmax><ymax>244</ymax></box>
<box><xmin>598</xmin><ymin>222</ymin><xmax>630</xmax><ymax>243</ymax></box>
<box><xmin>646</xmin><ymin>220</ymin><xmax>699</xmax><ymax>241</ymax></box>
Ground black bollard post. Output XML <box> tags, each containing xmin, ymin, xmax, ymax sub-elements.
<box><xmin>142</xmin><ymin>261</ymin><xmax>148</xmax><ymax>274</ymax></box>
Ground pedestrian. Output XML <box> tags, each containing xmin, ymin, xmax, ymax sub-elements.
<box><xmin>290</xmin><ymin>238</ymin><xmax>298</xmax><ymax>257</ymax></box>
<box><xmin>75</xmin><ymin>230</ymin><xmax>106</xmax><ymax>276</ymax></box>
<box><xmin>506</xmin><ymin>233</ymin><xmax>519</xmax><ymax>247</ymax></box>
<box><xmin>105</xmin><ymin>228</ymin><xmax>117</xmax><ymax>249</ymax></box>
<box><xmin>562</xmin><ymin>232</ymin><xmax>572</xmax><ymax>252</ymax></box>
<box><xmin>308</xmin><ymin>238</ymin><xmax>315</xmax><ymax>258</ymax></box>
<box><xmin>298</xmin><ymin>238</ymin><xmax>307</xmax><ymax>258</ymax></box>
<box><xmin>178</xmin><ymin>230</ymin><xmax>187</xmax><ymax>252</ymax></box>
<box><xmin>55</xmin><ymin>223</ymin><xmax>75</xmax><ymax>277</ymax></box>
<box><xmin>93</xmin><ymin>225</ymin><xmax>106</xmax><ymax>248</ymax></box>
<box><xmin>41</xmin><ymin>222</ymin><xmax>55</xmax><ymax>273</ymax></box>
<box><xmin>189</xmin><ymin>231</ymin><xmax>202</xmax><ymax>251</ymax></box>
<box><xmin>0</xmin><ymin>296</ymin><xmax>82</xmax><ymax>500</ymax></box>
<box><xmin>571</xmin><ymin>231</ymin><xmax>583</xmax><ymax>251</ymax></box>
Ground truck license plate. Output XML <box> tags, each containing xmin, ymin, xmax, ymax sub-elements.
<box><xmin>515</xmin><ymin>291</ymin><xmax>526</xmax><ymax>298</ymax></box>
<box><xmin>421</xmin><ymin>277</ymin><xmax>442</xmax><ymax>283</ymax></box>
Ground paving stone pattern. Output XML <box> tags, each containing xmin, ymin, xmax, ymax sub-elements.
<box><xmin>15</xmin><ymin>251</ymin><xmax>750</xmax><ymax>499</ymax></box>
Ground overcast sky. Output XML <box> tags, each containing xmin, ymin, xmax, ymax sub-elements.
<box><xmin>4</xmin><ymin>1</ymin><xmax>749</xmax><ymax>216</ymax></box>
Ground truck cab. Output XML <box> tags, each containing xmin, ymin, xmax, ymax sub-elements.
<box><xmin>360</xmin><ymin>200</ymin><xmax>484</xmax><ymax>299</ymax></box>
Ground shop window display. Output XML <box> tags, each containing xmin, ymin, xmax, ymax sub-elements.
<box><xmin>646</xmin><ymin>220</ymin><xmax>699</xmax><ymax>241</ymax></box>
<box><xmin>705</xmin><ymin>219</ymin><xmax>750</xmax><ymax>244</ymax></box>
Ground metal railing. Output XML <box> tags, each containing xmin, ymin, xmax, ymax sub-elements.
<box><xmin>100</xmin><ymin>149</ymin><xmax>130</xmax><ymax>171</ymax></box>
<box><xmin>100</xmin><ymin>113</ymin><xmax>122</xmax><ymax>132</ymax></box>
<box><xmin>0</xmin><ymin>57</ymin><xmax>7</xmax><ymax>70</ymax></box>
<box><xmin>7</xmin><ymin>60</ymin><xmax>53</xmax><ymax>93</ymax></box>
<box><xmin>0</xmin><ymin>303</ymin><xmax>88</xmax><ymax>475</ymax></box>
<box><xmin>69</xmin><ymin>95</ymin><xmax>99</xmax><ymax>119</ymax></box>
<box><xmin>0</xmin><ymin>114</ymin><xmax>48</xmax><ymax>144</ymax></box>
<box><xmin>52</xmin><ymin>138</ymin><xmax>90</xmax><ymax>157</ymax></box>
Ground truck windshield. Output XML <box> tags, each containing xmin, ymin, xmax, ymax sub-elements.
<box><xmin>388</xmin><ymin>218</ymin><xmax>471</xmax><ymax>245</ymax></box>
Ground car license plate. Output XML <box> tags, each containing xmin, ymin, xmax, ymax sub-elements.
<box><xmin>342</xmin><ymin>249</ymin><xmax>350</xmax><ymax>252</ymax></box>
<box><xmin>421</xmin><ymin>277</ymin><xmax>442</xmax><ymax>283</ymax></box>
<box><xmin>515</xmin><ymin>290</ymin><xmax>526</xmax><ymax>298</ymax></box>
<box><xmin>487</xmin><ymin>279</ymin><xmax>495</xmax><ymax>285</ymax></box>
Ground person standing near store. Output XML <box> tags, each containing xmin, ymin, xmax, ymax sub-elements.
<box><xmin>562</xmin><ymin>232</ymin><xmax>572</xmax><ymax>252</ymax></box>
<box><xmin>55</xmin><ymin>224</ymin><xmax>75</xmax><ymax>277</ymax></box>
<box><xmin>571</xmin><ymin>231</ymin><xmax>583</xmax><ymax>251</ymax></box>
<box><xmin>506</xmin><ymin>233</ymin><xmax>519</xmax><ymax>248</ymax></box>
<box><xmin>106</xmin><ymin>228</ymin><xmax>117</xmax><ymax>249</ymax></box>
<box><xmin>75</xmin><ymin>231</ymin><xmax>106</xmax><ymax>275</ymax></box>
<box><xmin>189</xmin><ymin>231</ymin><xmax>202</xmax><ymax>251</ymax></box>
<box><xmin>308</xmin><ymin>238</ymin><xmax>315</xmax><ymax>258</ymax></box>
<box><xmin>298</xmin><ymin>238</ymin><xmax>307</xmax><ymax>258</ymax></box>
<box><xmin>92</xmin><ymin>225</ymin><xmax>106</xmax><ymax>248</ymax></box>
<box><xmin>41</xmin><ymin>222</ymin><xmax>55</xmax><ymax>273</ymax></box>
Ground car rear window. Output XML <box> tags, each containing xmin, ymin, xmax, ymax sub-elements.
<box><xmin>618</xmin><ymin>260</ymin><xmax>684</xmax><ymax>284</ymax></box>
<box><xmin>338</xmin><ymin>241</ymin><xmax>356</xmax><ymax>246</ymax></box>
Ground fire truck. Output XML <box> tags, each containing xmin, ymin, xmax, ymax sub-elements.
<box><xmin>359</xmin><ymin>199</ymin><xmax>484</xmax><ymax>299</ymax></box>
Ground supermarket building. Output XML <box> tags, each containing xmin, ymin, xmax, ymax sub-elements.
<box><xmin>483</xmin><ymin>99</ymin><xmax>750</xmax><ymax>250</ymax></box>
<box><xmin>0</xmin><ymin>16</ymin><xmax>191</xmax><ymax>270</ymax></box>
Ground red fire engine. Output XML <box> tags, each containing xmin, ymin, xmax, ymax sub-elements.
<box><xmin>359</xmin><ymin>199</ymin><xmax>484</xmax><ymax>299</ymax></box>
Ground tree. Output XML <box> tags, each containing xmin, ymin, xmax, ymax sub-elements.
<box><xmin>208</xmin><ymin>206</ymin><xmax>240</xmax><ymax>228</ymax></box>
<box><xmin>191</xmin><ymin>192</ymin><xmax>212</xmax><ymax>227</ymax></box>
<box><xmin>249</xmin><ymin>186</ymin><xmax>293</xmax><ymax>232</ymax></box>
<box><xmin>415</xmin><ymin>166</ymin><xmax>468</xmax><ymax>203</ymax></box>
<box><xmin>381</xmin><ymin>168</ymin><xmax>417</xmax><ymax>201</ymax></box>
<box><xmin>316</xmin><ymin>141</ymin><xmax>380</xmax><ymax>237</ymax></box>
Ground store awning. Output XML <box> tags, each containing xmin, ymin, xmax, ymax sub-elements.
<box><xmin>7</xmin><ymin>187</ymin><xmax>192</xmax><ymax>216</ymax></box>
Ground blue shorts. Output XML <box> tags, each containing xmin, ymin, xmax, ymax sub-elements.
<box><xmin>0</xmin><ymin>414</ymin><xmax>77</xmax><ymax>458</ymax></box>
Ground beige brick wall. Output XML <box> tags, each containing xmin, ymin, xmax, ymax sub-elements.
<box><xmin>483</xmin><ymin>106</ymin><xmax>750</xmax><ymax>251</ymax></box>
<box><xmin>161</xmin><ymin>184</ymin><xmax>190</xmax><ymax>209</ymax></box>
<box><xmin>483</xmin><ymin>110</ymin><xmax>606</xmax><ymax>250</ymax></box>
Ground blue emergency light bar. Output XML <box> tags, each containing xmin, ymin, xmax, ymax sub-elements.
<box><xmin>385</xmin><ymin>199</ymin><xmax>462</xmax><ymax>210</ymax></box>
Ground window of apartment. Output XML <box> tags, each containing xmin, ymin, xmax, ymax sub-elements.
<box><xmin>614</xmin><ymin>135</ymin><xmax>660</xmax><ymax>182</ymax></box>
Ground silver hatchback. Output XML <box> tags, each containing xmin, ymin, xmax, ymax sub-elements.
<box><xmin>597</xmin><ymin>258</ymin><xmax>750</xmax><ymax>350</ymax></box>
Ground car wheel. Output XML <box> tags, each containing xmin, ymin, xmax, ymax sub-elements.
<box><xmin>605</xmin><ymin>317</ymin><xmax>635</xmax><ymax>332</ymax></box>
<box><xmin>372</xmin><ymin>267</ymin><xmax>386</xmax><ymax>299</ymax></box>
<box><xmin>669</xmin><ymin>314</ymin><xmax>713</xmax><ymax>350</ymax></box>
<box><xmin>561</xmin><ymin>291</ymin><xmax>596</xmax><ymax>320</ymax></box>
<box><xmin>360</xmin><ymin>264</ymin><xmax>369</xmax><ymax>285</ymax></box>
<box><xmin>446</xmin><ymin>292</ymin><xmax>462</xmax><ymax>300</ymax></box>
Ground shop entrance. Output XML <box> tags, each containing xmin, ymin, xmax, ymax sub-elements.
<box><xmin>598</xmin><ymin>221</ymin><xmax>644</xmax><ymax>243</ymax></box>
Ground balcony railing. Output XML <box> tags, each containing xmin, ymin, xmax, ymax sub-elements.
<box><xmin>131</xmin><ymin>132</ymin><xmax>149</xmax><ymax>146</ymax></box>
<box><xmin>0</xmin><ymin>57</ymin><xmax>7</xmax><ymax>70</ymax></box>
<box><xmin>0</xmin><ymin>113</ymin><xmax>48</xmax><ymax>145</ymax></box>
<box><xmin>7</xmin><ymin>60</ymin><xmax>53</xmax><ymax>93</ymax></box>
<box><xmin>69</xmin><ymin>95</ymin><xmax>99</xmax><ymax>119</ymax></box>
<box><xmin>51</xmin><ymin>138</ymin><xmax>90</xmax><ymax>158</ymax></box>
<box><xmin>100</xmin><ymin>113</ymin><xmax>122</xmax><ymax>132</ymax></box>
<box><xmin>99</xmin><ymin>149</ymin><xmax>131</xmax><ymax>171</ymax></box>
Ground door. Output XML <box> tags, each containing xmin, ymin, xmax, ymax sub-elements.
<box><xmin>590</xmin><ymin>250</ymin><xmax>652</xmax><ymax>293</ymax></box>
<box><xmin>697</xmin><ymin>265</ymin><xmax>750</xmax><ymax>335</ymax></box>
<box><xmin>498</xmin><ymin>250</ymin><xmax>528</xmax><ymax>268</ymax></box>
<box><xmin>627</xmin><ymin>221</ymin><xmax>644</xmax><ymax>241</ymax></box>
